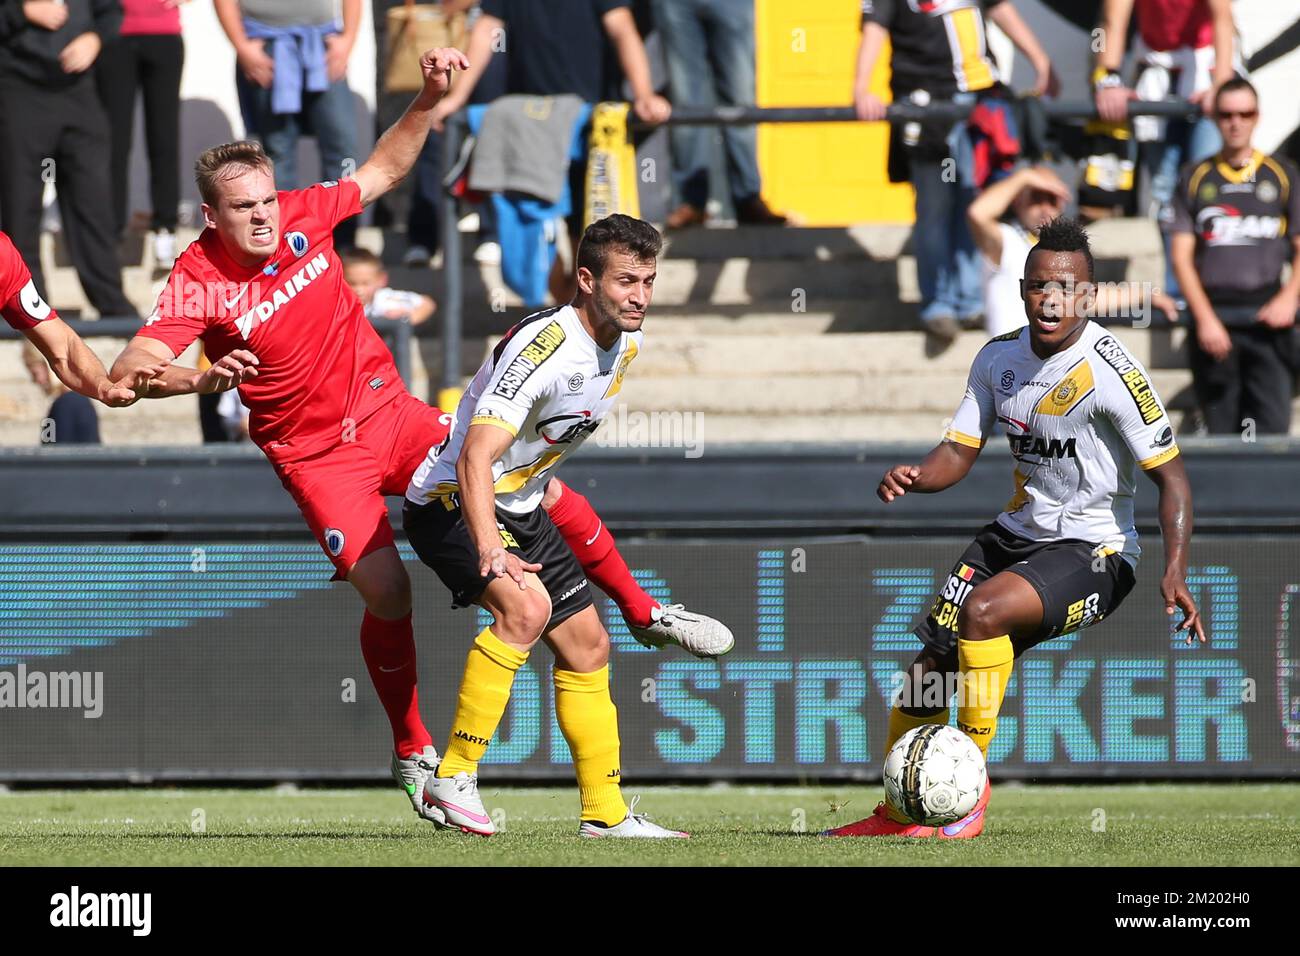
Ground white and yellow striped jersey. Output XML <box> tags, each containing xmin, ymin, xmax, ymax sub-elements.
<box><xmin>406</xmin><ymin>304</ymin><xmax>641</xmax><ymax>515</ymax></box>
<box><xmin>945</xmin><ymin>321</ymin><xmax>1179</xmax><ymax>566</ymax></box>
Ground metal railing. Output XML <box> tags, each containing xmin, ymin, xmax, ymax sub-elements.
<box><xmin>438</xmin><ymin>97</ymin><xmax>1200</xmax><ymax>391</ymax></box>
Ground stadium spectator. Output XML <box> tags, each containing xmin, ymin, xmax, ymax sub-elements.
<box><xmin>0</xmin><ymin>0</ymin><xmax>139</xmax><ymax>320</ymax></box>
<box><xmin>854</xmin><ymin>0</ymin><xmax>1056</xmax><ymax>346</ymax></box>
<box><xmin>95</xmin><ymin>0</ymin><xmax>187</xmax><ymax>269</ymax></box>
<box><xmin>22</xmin><ymin>338</ymin><xmax>100</xmax><ymax>445</ymax></box>
<box><xmin>428</xmin><ymin>0</ymin><xmax>669</xmax><ymax>302</ymax></box>
<box><xmin>652</xmin><ymin>0</ymin><xmax>786</xmax><ymax>229</ymax></box>
<box><xmin>216</xmin><ymin>387</ymin><xmax>250</xmax><ymax>442</ymax></box>
<box><xmin>1093</xmin><ymin>0</ymin><xmax>1235</xmax><ymax>303</ymax></box>
<box><xmin>214</xmin><ymin>0</ymin><xmax>362</xmax><ymax>248</ymax></box>
<box><xmin>341</xmin><ymin>246</ymin><xmax>436</xmax><ymax>326</ymax></box>
<box><xmin>375</xmin><ymin>0</ymin><xmax>506</xmax><ymax>268</ymax></box>
<box><xmin>1170</xmin><ymin>78</ymin><xmax>1300</xmax><ymax>436</ymax></box>
<box><xmin>967</xmin><ymin>164</ymin><xmax>1176</xmax><ymax>336</ymax></box>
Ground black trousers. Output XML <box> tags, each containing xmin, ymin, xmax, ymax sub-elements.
<box><xmin>95</xmin><ymin>33</ymin><xmax>184</xmax><ymax>234</ymax></box>
<box><xmin>0</xmin><ymin>72</ymin><xmax>135</xmax><ymax>318</ymax></box>
<box><xmin>1189</xmin><ymin>322</ymin><xmax>1297</xmax><ymax>435</ymax></box>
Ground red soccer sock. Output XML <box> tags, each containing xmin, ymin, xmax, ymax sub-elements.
<box><xmin>545</xmin><ymin>480</ymin><xmax>658</xmax><ymax>627</ymax></box>
<box><xmin>359</xmin><ymin>610</ymin><xmax>433</xmax><ymax>757</ymax></box>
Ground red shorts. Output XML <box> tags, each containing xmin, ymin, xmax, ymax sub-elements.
<box><xmin>272</xmin><ymin>393</ymin><xmax>452</xmax><ymax>579</ymax></box>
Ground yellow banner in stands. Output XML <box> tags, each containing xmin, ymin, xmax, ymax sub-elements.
<box><xmin>585</xmin><ymin>102</ymin><xmax>641</xmax><ymax>227</ymax></box>
<box><xmin>755</xmin><ymin>0</ymin><xmax>914</xmax><ymax>225</ymax></box>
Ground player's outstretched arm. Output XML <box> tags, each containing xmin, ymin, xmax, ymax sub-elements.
<box><xmin>457</xmin><ymin>423</ymin><xmax>542</xmax><ymax>588</ymax></box>
<box><xmin>352</xmin><ymin>47</ymin><xmax>470</xmax><ymax>208</ymax></box>
<box><xmin>878</xmin><ymin>440</ymin><xmax>980</xmax><ymax>502</ymax></box>
<box><xmin>1145</xmin><ymin>456</ymin><xmax>1205</xmax><ymax>645</ymax></box>
<box><xmin>110</xmin><ymin>336</ymin><xmax>260</xmax><ymax>399</ymax></box>
<box><xmin>25</xmin><ymin>317</ymin><xmax>169</xmax><ymax>408</ymax></box>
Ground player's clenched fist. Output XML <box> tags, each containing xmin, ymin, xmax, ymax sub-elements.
<box><xmin>879</xmin><ymin>465</ymin><xmax>921</xmax><ymax>503</ymax></box>
<box><xmin>420</xmin><ymin>47</ymin><xmax>470</xmax><ymax>99</ymax></box>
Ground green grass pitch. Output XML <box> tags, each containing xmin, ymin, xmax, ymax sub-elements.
<box><xmin>2</xmin><ymin>784</ymin><xmax>1297</xmax><ymax>866</ymax></box>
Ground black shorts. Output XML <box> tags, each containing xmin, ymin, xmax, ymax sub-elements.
<box><xmin>915</xmin><ymin>521</ymin><xmax>1137</xmax><ymax>664</ymax></box>
<box><xmin>402</xmin><ymin>495</ymin><xmax>593</xmax><ymax>629</ymax></box>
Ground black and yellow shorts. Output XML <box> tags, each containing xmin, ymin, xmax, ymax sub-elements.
<box><xmin>915</xmin><ymin>521</ymin><xmax>1137</xmax><ymax>662</ymax></box>
<box><xmin>402</xmin><ymin>493</ymin><xmax>592</xmax><ymax>628</ymax></box>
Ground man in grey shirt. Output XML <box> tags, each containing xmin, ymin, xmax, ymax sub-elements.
<box><xmin>215</xmin><ymin>0</ymin><xmax>361</xmax><ymax>246</ymax></box>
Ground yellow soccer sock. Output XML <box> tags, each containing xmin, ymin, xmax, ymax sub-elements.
<box><xmin>554</xmin><ymin>666</ymin><xmax>628</xmax><ymax>826</ymax></box>
<box><xmin>884</xmin><ymin>705</ymin><xmax>951</xmax><ymax>822</ymax></box>
<box><xmin>957</xmin><ymin>635</ymin><xmax>1015</xmax><ymax>760</ymax></box>
<box><xmin>438</xmin><ymin>628</ymin><xmax>529</xmax><ymax>779</ymax></box>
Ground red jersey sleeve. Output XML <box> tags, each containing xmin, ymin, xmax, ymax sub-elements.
<box><xmin>0</xmin><ymin>231</ymin><xmax>57</xmax><ymax>331</ymax></box>
<box><xmin>298</xmin><ymin>179</ymin><xmax>363</xmax><ymax>229</ymax></box>
<box><xmin>136</xmin><ymin>256</ymin><xmax>213</xmax><ymax>357</ymax></box>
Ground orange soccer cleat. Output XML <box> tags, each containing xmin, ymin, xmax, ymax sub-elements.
<box><xmin>821</xmin><ymin>801</ymin><xmax>937</xmax><ymax>838</ymax></box>
<box><xmin>936</xmin><ymin>782</ymin><xmax>991</xmax><ymax>839</ymax></box>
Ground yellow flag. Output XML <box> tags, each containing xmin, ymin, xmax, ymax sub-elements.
<box><xmin>585</xmin><ymin>102</ymin><xmax>640</xmax><ymax>227</ymax></box>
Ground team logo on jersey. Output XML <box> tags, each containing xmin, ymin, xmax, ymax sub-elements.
<box><xmin>324</xmin><ymin>528</ymin><xmax>346</xmax><ymax>557</ymax></box>
<box><xmin>1199</xmin><ymin>182</ymin><xmax>1218</xmax><ymax>202</ymax></box>
<box><xmin>1194</xmin><ymin>205</ymin><xmax>1284</xmax><ymax>245</ymax></box>
<box><xmin>537</xmin><ymin>410</ymin><xmax>599</xmax><ymax>445</ymax></box>
<box><xmin>1257</xmin><ymin>179</ymin><xmax>1279</xmax><ymax>203</ymax></box>
<box><xmin>1093</xmin><ymin>335</ymin><xmax>1165</xmax><ymax>425</ymax></box>
<box><xmin>492</xmin><ymin>320</ymin><xmax>566</xmax><ymax>400</ymax></box>
<box><xmin>235</xmin><ymin>252</ymin><xmax>331</xmax><ymax>338</ymax></box>
<box><xmin>601</xmin><ymin>339</ymin><xmax>638</xmax><ymax>400</ymax></box>
<box><xmin>1151</xmin><ymin>426</ymin><xmax>1174</xmax><ymax>449</ymax></box>
<box><xmin>909</xmin><ymin>0</ymin><xmax>977</xmax><ymax>14</ymax></box>
<box><xmin>287</xmin><ymin>231</ymin><xmax>309</xmax><ymax>257</ymax></box>
<box><xmin>1034</xmin><ymin>361</ymin><xmax>1094</xmax><ymax>417</ymax></box>
<box><xmin>1000</xmin><ymin>369</ymin><xmax>1015</xmax><ymax>392</ymax></box>
<box><xmin>998</xmin><ymin>415</ymin><xmax>1077</xmax><ymax>460</ymax></box>
<box><xmin>568</xmin><ymin>373</ymin><xmax>584</xmax><ymax>392</ymax></box>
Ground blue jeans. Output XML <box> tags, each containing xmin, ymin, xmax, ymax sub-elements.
<box><xmin>1144</xmin><ymin>115</ymin><xmax>1220</xmax><ymax>300</ymax></box>
<box><xmin>652</xmin><ymin>0</ymin><xmax>762</xmax><ymax>207</ymax></box>
<box><xmin>911</xmin><ymin>157</ymin><xmax>983</xmax><ymax>321</ymax></box>
<box><xmin>237</xmin><ymin>71</ymin><xmax>359</xmax><ymax>188</ymax></box>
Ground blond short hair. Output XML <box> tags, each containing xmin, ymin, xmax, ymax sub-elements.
<box><xmin>195</xmin><ymin>141</ymin><xmax>274</xmax><ymax>207</ymax></box>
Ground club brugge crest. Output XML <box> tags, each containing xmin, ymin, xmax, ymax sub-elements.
<box><xmin>287</xmin><ymin>231</ymin><xmax>309</xmax><ymax>257</ymax></box>
<box><xmin>325</xmin><ymin>528</ymin><xmax>346</xmax><ymax>556</ymax></box>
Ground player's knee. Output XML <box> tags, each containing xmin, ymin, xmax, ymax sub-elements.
<box><xmin>565</xmin><ymin>619</ymin><xmax>610</xmax><ymax>671</ymax></box>
<box><xmin>495</xmin><ymin>588</ymin><xmax>552</xmax><ymax>645</ymax></box>
<box><xmin>356</xmin><ymin>569</ymin><xmax>411</xmax><ymax>619</ymax></box>
<box><xmin>957</xmin><ymin>592</ymin><xmax>1004</xmax><ymax>640</ymax></box>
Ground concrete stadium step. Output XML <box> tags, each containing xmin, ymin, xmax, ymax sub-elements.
<box><xmin>40</xmin><ymin>219</ymin><xmax>1168</xmax><ymax>318</ymax></box>
<box><xmin>0</xmin><ymin>338</ymin><xmax>202</xmax><ymax>448</ymax></box>
<box><xmin>618</xmin><ymin>368</ymin><xmax>1196</xmax><ymax>415</ymax></box>
<box><xmin>628</xmin><ymin>326</ymin><xmax>1195</xmax><ymax>376</ymax></box>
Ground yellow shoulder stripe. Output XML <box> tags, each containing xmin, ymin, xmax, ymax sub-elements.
<box><xmin>1187</xmin><ymin>159</ymin><xmax>1216</xmax><ymax>201</ymax></box>
<box><xmin>1260</xmin><ymin>155</ymin><xmax>1291</xmax><ymax>206</ymax></box>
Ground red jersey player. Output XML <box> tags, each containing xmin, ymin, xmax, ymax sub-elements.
<box><xmin>109</xmin><ymin>48</ymin><xmax>730</xmax><ymax>825</ymax></box>
<box><xmin>1</xmin><ymin>229</ymin><xmax>167</xmax><ymax>407</ymax></box>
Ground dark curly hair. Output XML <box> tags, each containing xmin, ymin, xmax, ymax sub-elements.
<box><xmin>576</xmin><ymin>214</ymin><xmax>663</xmax><ymax>277</ymax></box>
<box><xmin>1029</xmin><ymin>215</ymin><xmax>1094</xmax><ymax>281</ymax></box>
